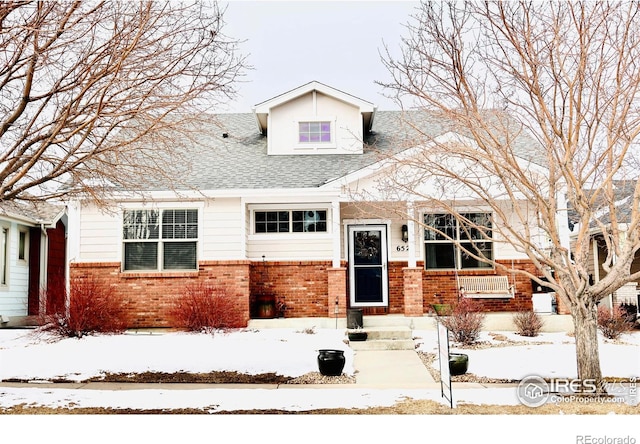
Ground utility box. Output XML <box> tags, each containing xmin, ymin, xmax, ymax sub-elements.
<box><xmin>532</xmin><ymin>293</ymin><xmax>553</xmax><ymax>314</ymax></box>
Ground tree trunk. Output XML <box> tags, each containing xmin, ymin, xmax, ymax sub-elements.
<box><xmin>570</xmin><ymin>301</ymin><xmax>605</xmax><ymax>393</ymax></box>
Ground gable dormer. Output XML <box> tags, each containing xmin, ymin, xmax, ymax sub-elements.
<box><xmin>253</xmin><ymin>81</ymin><xmax>376</xmax><ymax>155</ymax></box>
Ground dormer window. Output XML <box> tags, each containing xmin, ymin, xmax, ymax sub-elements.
<box><xmin>299</xmin><ymin>121</ymin><xmax>331</xmax><ymax>143</ymax></box>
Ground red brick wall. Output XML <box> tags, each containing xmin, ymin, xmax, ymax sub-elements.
<box><xmin>69</xmin><ymin>260</ymin><xmax>250</xmax><ymax>328</ymax></box>
<box><xmin>421</xmin><ymin>259</ymin><xmax>538</xmax><ymax>313</ymax></box>
<box><xmin>403</xmin><ymin>267</ymin><xmax>424</xmax><ymax>316</ymax></box>
<box><xmin>70</xmin><ymin>257</ymin><xmax>545</xmax><ymax>326</ymax></box>
<box><xmin>250</xmin><ymin>261</ymin><xmax>331</xmax><ymax>318</ymax></box>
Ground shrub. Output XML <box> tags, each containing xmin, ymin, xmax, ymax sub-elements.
<box><xmin>41</xmin><ymin>277</ymin><xmax>128</xmax><ymax>338</ymax></box>
<box><xmin>619</xmin><ymin>302</ymin><xmax>638</xmax><ymax>325</ymax></box>
<box><xmin>171</xmin><ymin>283</ymin><xmax>243</xmax><ymax>332</ymax></box>
<box><xmin>513</xmin><ymin>310</ymin><xmax>544</xmax><ymax>337</ymax></box>
<box><xmin>597</xmin><ymin>305</ymin><xmax>634</xmax><ymax>340</ymax></box>
<box><xmin>440</xmin><ymin>298</ymin><xmax>486</xmax><ymax>345</ymax></box>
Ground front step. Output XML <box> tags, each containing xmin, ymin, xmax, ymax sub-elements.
<box><xmin>347</xmin><ymin>326</ymin><xmax>415</xmax><ymax>351</ymax></box>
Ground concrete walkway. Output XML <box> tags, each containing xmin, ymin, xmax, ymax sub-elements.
<box><xmin>353</xmin><ymin>350</ymin><xmax>436</xmax><ymax>388</ymax></box>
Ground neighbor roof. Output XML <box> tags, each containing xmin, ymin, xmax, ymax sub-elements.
<box><xmin>0</xmin><ymin>199</ymin><xmax>65</xmax><ymax>226</ymax></box>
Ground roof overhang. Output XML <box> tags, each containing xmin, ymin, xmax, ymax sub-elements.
<box><xmin>252</xmin><ymin>81</ymin><xmax>376</xmax><ymax>134</ymax></box>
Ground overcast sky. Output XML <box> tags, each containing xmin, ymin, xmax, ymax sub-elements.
<box><xmin>219</xmin><ymin>1</ymin><xmax>420</xmax><ymax>113</ymax></box>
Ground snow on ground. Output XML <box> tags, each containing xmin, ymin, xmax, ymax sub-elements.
<box><xmin>0</xmin><ymin>327</ymin><xmax>354</xmax><ymax>382</ymax></box>
<box><xmin>415</xmin><ymin>330</ymin><xmax>640</xmax><ymax>380</ymax></box>
<box><xmin>0</xmin><ymin>327</ymin><xmax>638</xmax><ymax>443</ymax></box>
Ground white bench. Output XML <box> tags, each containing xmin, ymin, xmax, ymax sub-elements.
<box><xmin>459</xmin><ymin>276</ymin><xmax>513</xmax><ymax>299</ymax></box>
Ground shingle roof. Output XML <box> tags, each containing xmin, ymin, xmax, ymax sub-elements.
<box><xmin>139</xmin><ymin>109</ymin><xmax>542</xmax><ymax>192</ymax></box>
<box><xmin>0</xmin><ymin>199</ymin><xmax>65</xmax><ymax>225</ymax></box>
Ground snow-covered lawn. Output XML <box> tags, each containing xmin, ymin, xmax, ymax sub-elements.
<box><xmin>0</xmin><ymin>327</ymin><xmax>638</xmax><ymax>443</ymax></box>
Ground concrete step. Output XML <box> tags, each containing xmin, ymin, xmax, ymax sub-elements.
<box><xmin>362</xmin><ymin>326</ymin><xmax>412</xmax><ymax>340</ymax></box>
<box><xmin>348</xmin><ymin>338</ymin><xmax>416</xmax><ymax>351</ymax></box>
<box><xmin>347</xmin><ymin>326</ymin><xmax>415</xmax><ymax>351</ymax></box>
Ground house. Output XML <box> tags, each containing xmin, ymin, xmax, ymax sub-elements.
<box><xmin>0</xmin><ymin>200</ymin><xmax>66</xmax><ymax>325</ymax></box>
<box><xmin>570</xmin><ymin>180</ymin><xmax>640</xmax><ymax>314</ymax></box>
<box><xmin>67</xmin><ymin>81</ymin><xmax>562</xmax><ymax>328</ymax></box>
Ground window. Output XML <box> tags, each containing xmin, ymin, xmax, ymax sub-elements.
<box><xmin>0</xmin><ymin>227</ymin><xmax>7</xmax><ymax>285</ymax></box>
<box><xmin>298</xmin><ymin>121</ymin><xmax>331</xmax><ymax>143</ymax></box>
<box><xmin>18</xmin><ymin>230</ymin><xmax>28</xmax><ymax>262</ymax></box>
<box><xmin>424</xmin><ymin>213</ymin><xmax>493</xmax><ymax>270</ymax></box>
<box><xmin>123</xmin><ymin>209</ymin><xmax>198</xmax><ymax>271</ymax></box>
<box><xmin>254</xmin><ymin>210</ymin><xmax>327</xmax><ymax>234</ymax></box>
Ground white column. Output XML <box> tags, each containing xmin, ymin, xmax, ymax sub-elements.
<box><xmin>407</xmin><ymin>201</ymin><xmax>416</xmax><ymax>268</ymax></box>
<box><xmin>332</xmin><ymin>200</ymin><xmax>341</xmax><ymax>268</ymax></box>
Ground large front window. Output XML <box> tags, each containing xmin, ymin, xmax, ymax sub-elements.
<box><xmin>424</xmin><ymin>213</ymin><xmax>493</xmax><ymax>270</ymax></box>
<box><xmin>123</xmin><ymin>209</ymin><xmax>198</xmax><ymax>271</ymax></box>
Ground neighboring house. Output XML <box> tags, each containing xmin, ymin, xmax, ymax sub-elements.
<box><xmin>67</xmin><ymin>81</ymin><xmax>562</xmax><ymax>328</ymax></box>
<box><xmin>0</xmin><ymin>200</ymin><xmax>66</xmax><ymax>325</ymax></box>
<box><xmin>570</xmin><ymin>180</ymin><xmax>640</xmax><ymax>312</ymax></box>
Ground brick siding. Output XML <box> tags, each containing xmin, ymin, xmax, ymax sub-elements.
<box><xmin>69</xmin><ymin>260</ymin><xmax>251</xmax><ymax>328</ymax></box>
<box><xmin>70</xmin><ymin>257</ymin><xmax>549</xmax><ymax>327</ymax></box>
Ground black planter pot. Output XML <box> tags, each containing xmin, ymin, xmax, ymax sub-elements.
<box><xmin>317</xmin><ymin>349</ymin><xmax>346</xmax><ymax>376</ymax></box>
<box><xmin>449</xmin><ymin>353</ymin><xmax>469</xmax><ymax>376</ymax></box>
<box><xmin>347</xmin><ymin>331</ymin><xmax>368</xmax><ymax>341</ymax></box>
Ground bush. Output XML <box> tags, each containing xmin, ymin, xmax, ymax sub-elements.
<box><xmin>619</xmin><ymin>302</ymin><xmax>638</xmax><ymax>325</ymax></box>
<box><xmin>513</xmin><ymin>310</ymin><xmax>544</xmax><ymax>337</ymax></box>
<box><xmin>171</xmin><ymin>283</ymin><xmax>243</xmax><ymax>332</ymax></box>
<box><xmin>41</xmin><ymin>277</ymin><xmax>128</xmax><ymax>338</ymax></box>
<box><xmin>440</xmin><ymin>298</ymin><xmax>486</xmax><ymax>345</ymax></box>
<box><xmin>597</xmin><ymin>305</ymin><xmax>634</xmax><ymax>340</ymax></box>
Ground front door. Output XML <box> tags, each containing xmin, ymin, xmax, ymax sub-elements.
<box><xmin>348</xmin><ymin>225</ymin><xmax>388</xmax><ymax>307</ymax></box>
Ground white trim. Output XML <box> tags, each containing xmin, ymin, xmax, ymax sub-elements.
<box><xmin>248</xmin><ymin>204</ymin><xmax>332</xmax><ymax>236</ymax></box>
<box><xmin>120</xmin><ymin>206</ymin><xmax>202</xmax><ymax>273</ymax></box>
<box><xmin>421</xmin><ymin>210</ymin><xmax>495</xmax><ymax>271</ymax></box>
<box><xmin>240</xmin><ymin>197</ymin><xmax>247</xmax><ymax>259</ymax></box>
<box><xmin>0</xmin><ymin>224</ymin><xmax>8</xmax><ymax>288</ymax></box>
<box><xmin>347</xmin><ymin>223</ymin><xmax>389</xmax><ymax>308</ymax></box>
<box><xmin>253</xmin><ymin>81</ymin><xmax>375</xmax><ymax>114</ymax></box>
<box><xmin>17</xmin><ymin>229</ymin><xmax>29</xmax><ymax>264</ymax></box>
<box><xmin>294</xmin><ymin>116</ymin><xmax>337</xmax><ymax>150</ymax></box>
<box><xmin>407</xmin><ymin>202</ymin><xmax>416</xmax><ymax>268</ymax></box>
<box><xmin>331</xmin><ymin>201</ymin><xmax>341</xmax><ymax>268</ymax></box>
<box><xmin>322</xmin><ymin>131</ymin><xmax>552</xmax><ymax>195</ymax></box>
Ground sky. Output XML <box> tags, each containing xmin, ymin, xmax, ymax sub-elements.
<box><xmin>218</xmin><ymin>1</ymin><xmax>420</xmax><ymax>113</ymax></box>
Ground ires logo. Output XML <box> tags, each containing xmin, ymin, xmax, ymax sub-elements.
<box><xmin>517</xmin><ymin>375</ymin><xmax>599</xmax><ymax>407</ymax></box>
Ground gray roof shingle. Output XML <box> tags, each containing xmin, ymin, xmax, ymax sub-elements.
<box><xmin>119</xmin><ymin>110</ymin><xmax>544</xmax><ymax>192</ymax></box>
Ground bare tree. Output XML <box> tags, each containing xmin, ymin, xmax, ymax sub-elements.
<box><xmin>0</xmin><ymin>0</ymin><xmax>247</xmax><ymax>204</ymax></box>
<box><xmin>379</xmin><ymin>1</ymin><xmax>640</xmax><ymax>390</ymax></box>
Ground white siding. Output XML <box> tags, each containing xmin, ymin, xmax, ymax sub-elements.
<box><xmin>246</xmin><ymin>235</ymin><xmax>333</xmax><ymax>261</ymax></box>
<box><xmin>78</xmin><ymin>203</ymin><xmax>120</xmax><ymax>262</ymax></box>
<box><xmin>268</xmin><ymin>92</ymin><xmax>363</xmax><ymax>155</ymax></box>
<box><xmin>78</xmin><ymin>199</ymin><xmax>246</xmax><ymax>264</ymax></box>
<box><xmin>340</xmin><ymin>202</ymin><xmax>411</xmax><ymax>261</ymax></box>
<box><xmin>0</xmin><ymin>222</ymin><xmax>30</xmax><ymax>316</ymax></box>
<box><xmin>246</xmin><ymin>203</ymin><xmax>335</xmax><ymax>260</ymax></box>
<box><xmin>201</xmin><ymin>198</ymin><xmax>243</xmax><ymax>260</ymax></box>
